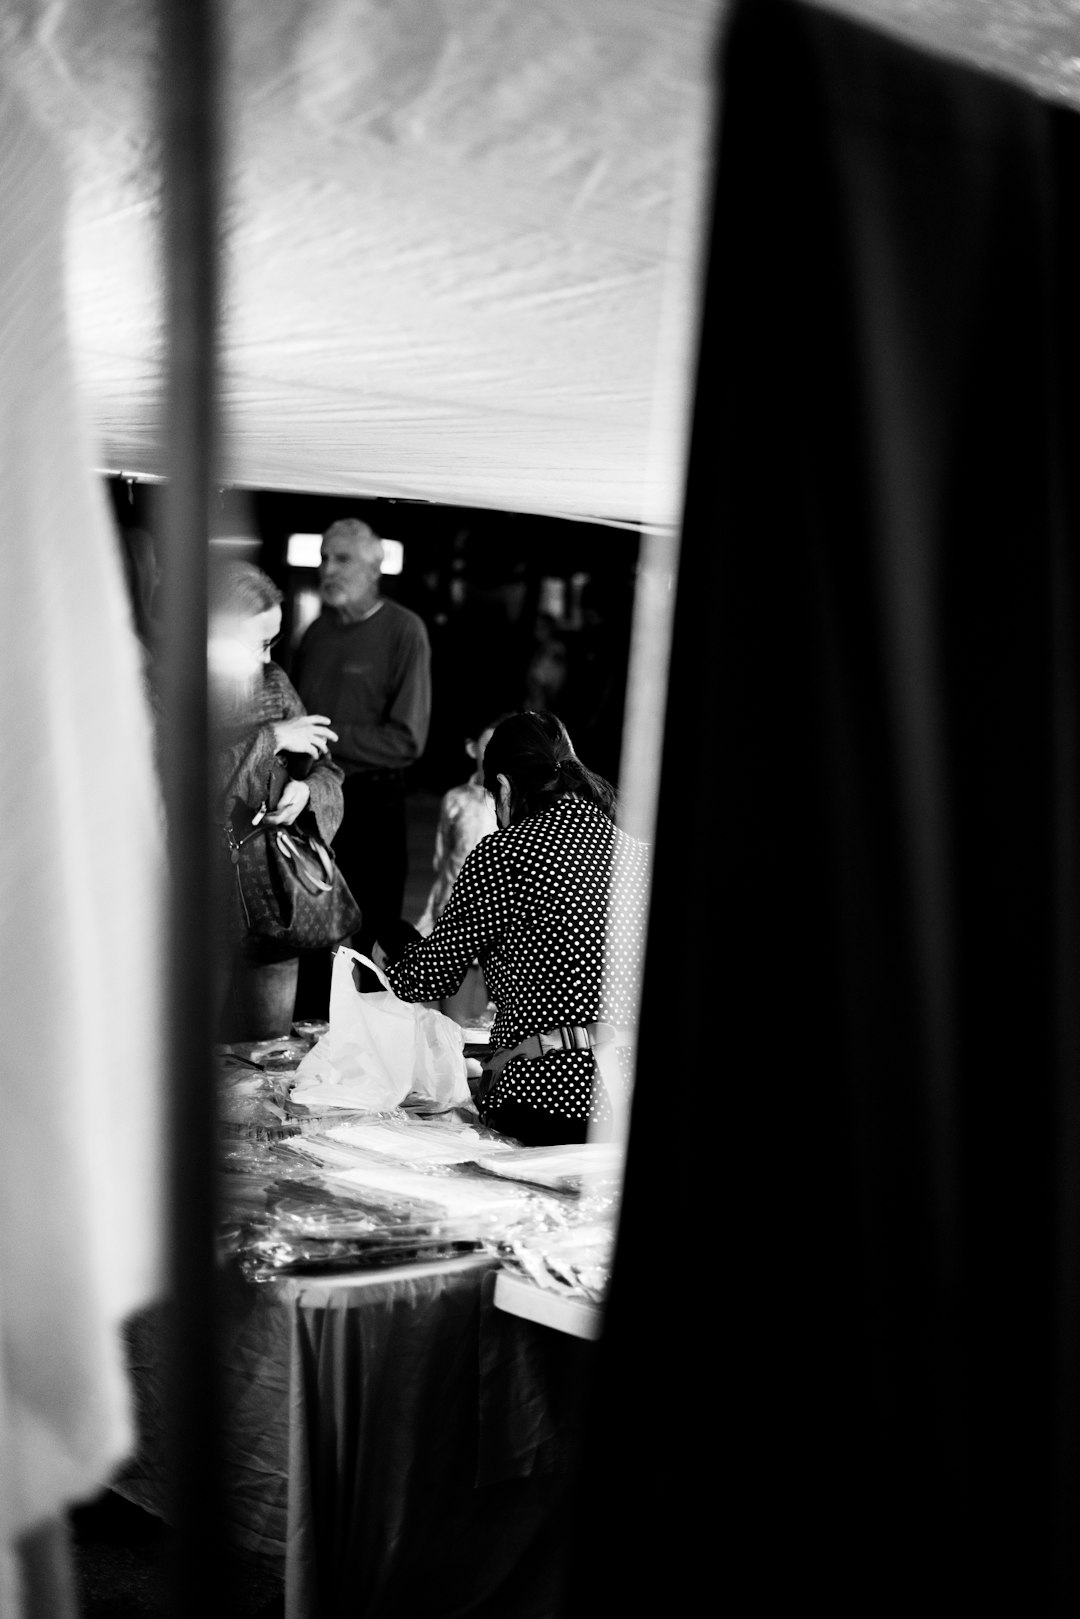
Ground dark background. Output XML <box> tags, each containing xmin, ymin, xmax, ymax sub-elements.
<box><xmin>108</xmin><ymin>479</ymin><xmax>640</xmax><ymax>793</ymax></box>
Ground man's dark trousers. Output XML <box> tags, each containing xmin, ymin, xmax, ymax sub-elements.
<box><xmin>333</xmin><ymin>768</ymin><xmax>408</xmax><ymax>958</ymax></box>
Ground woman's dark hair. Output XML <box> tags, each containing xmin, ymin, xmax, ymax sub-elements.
<box><xmin>482</xmin><ymin>711</ymin><xmax>616</xmax><ymax>825</ymax></box>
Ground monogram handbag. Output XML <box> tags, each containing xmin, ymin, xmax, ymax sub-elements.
<box><xmin>223</xmin><ymin>796</ymin><xmax>362</xmax><ymax>951</ymax></box>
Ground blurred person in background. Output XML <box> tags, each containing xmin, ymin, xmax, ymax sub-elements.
<box><xmin>117</xmin><ymin>525</ymin><xmax>162</xmax><ymax>727</ymax></box>
<box><xmin>415</xmin><ymin>711</ymin><xmax>509</xmax><ymax>936</ymax></box>
<box><xmin>118</xmin><ymin>525</ymin><xmax>159</xmax><ymax>650</ymax></box>
<box><xmin>415</xmin><ymin>710</ymin><xmax>510</xmax><ymax>1028</ymax></box>
<box><xmin>292</xmin><ymin>517</ymin><xmax>431</xmax><ymax>957</ymax></box>
<box><xmin>211</xmin><ymin>560</ymin><xmax>344</xmax><ymax>1040</ymax></box>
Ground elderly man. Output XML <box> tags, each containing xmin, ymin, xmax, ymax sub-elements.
<box><xmin>293</xmin><ymin>517</ymin><xmax>431</xmax><ymax>955</ymax></box>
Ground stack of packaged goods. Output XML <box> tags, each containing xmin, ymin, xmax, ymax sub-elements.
<box><xmin>215</xmin><ymin>1032</ymin><xmax>624</xmax><ymax>1297</ymax></box>
<box><xmin>216</xmin><ymin>1109</ymin><xmax>591</xmax><ymax>1280</ymax></box>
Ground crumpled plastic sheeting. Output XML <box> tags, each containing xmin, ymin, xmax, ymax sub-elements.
<box><xmin>0</xmin><ymin>0</ymin><xmax>719</xmax><ymax>525</ymax></box>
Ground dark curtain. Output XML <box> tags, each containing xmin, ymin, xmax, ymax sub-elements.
<box><xmin>564</xmin><ymin>2</ymin><xmax>1080</xmax><ymax>1613</ymax></box>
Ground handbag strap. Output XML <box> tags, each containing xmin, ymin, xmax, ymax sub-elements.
<box><xmin>335</xmin><ymin>944</ymin><xmax>394</xmax><ymax>994</ymax></box>
<box><xmin>276</xmin><ymin>828</ymin><xmax>333</xmax><ymax>892</ymax></box>
<box><xmin>223</xmin><ymin>818</ymin><xmax>265</xmax><ymax>856</ymax></box>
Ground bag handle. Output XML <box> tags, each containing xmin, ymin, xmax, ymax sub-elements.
<box><xmin>335</xmin><ymin>944</ymin><xmax>394</xmax><ymax>995</ymax></box>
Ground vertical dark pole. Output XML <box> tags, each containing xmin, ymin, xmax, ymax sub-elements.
<box><xmin>155</xmin><ymin>1</ymin><xmax>227</xmax><ymax>1612</ymax></box>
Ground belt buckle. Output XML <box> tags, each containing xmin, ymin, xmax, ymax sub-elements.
<box><xmin>559</xmin><ymin>1024</ymin><xmax>590</xmax><ymax>1052</ymax></box>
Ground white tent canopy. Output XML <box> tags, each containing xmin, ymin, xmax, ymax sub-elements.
<box><xmin>2</xmin><ymin>0</ymin><xmax>1076</xmax><ymax>527</ymax></box>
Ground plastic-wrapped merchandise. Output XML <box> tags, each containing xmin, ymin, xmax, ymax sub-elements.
<box><xmin>216</xmin><ymin>1139</ymin><xmax>554</xmax><ymax>1279</ymax></box>
<box><xmin>219</xmin><ymin>1089</ymin><xmax>290</xmax><ymax>1132</ymax></box>
<box><xmin>498</xmin><ymin>1221</ymin><xmax>616</xmax><ymax>1304</ymax></box>
<box><xmin>217</xmin><ymin>1053</ymin><xmax>381</xmax><ymax>1143</ymax></box>
<box><xmin>269</xmin><ymin>1169</ymin><xmax>450</xmax><ymax>1226</ymax></box>
<box><xmin>247</xmin><ymin>1036</ymin><xmax>311</xmax><ymax>1069</ymax></box>
<box><xmin>219</xmin><ymin>1136</ymin><xmax>276</xmax><ymax>1175</ymax></box>
<box><xmin>216</xmin><ymin>1049</ymin><xmax>292</xmax><ymax>1135</ymax></box>
<box><xmin>213</xmin><ymin>1080</ymin><xmax>613</xmax><ymax>1283</ymax></box>
<box><xmin>231</xmin><ymin>1176</ymin><xmax>490</xmax><ymax>1280</ymax></box>
<box><xmin>474</xmin><ymin>1141</ymin><xmax>624</xmax><ymax>1193</ymax></box>
<box><xmin>294</xmin><ymin>1110</ymin><xmax>516</xmax><ymax>1168</ymax></box>
<box><xmin>293</xmin><ymin>1016</ymin><xmax>330</xmax><ymax>1039</ymax></box>
<box><xmin>238</xmin><ymin>1233</ymin><xmax>484</xmax><ymax>1280</ymax></box>
<box><xmin>319</xmin><ymin>1160</ymin><xmax>541</xmax><ymax>1226</ymax></box>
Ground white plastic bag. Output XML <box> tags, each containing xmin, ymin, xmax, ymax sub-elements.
<box><xmin>289</xmin><ymin>947</ymin><xmax>471</xmax><ymax>1113</ymax></box>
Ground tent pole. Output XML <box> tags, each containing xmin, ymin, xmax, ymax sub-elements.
<box><xmin>155</xmin><ymin>0</ymin><xmax>228</xmax><ymax>1610</ymax></box>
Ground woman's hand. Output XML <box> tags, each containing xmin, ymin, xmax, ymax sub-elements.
<box><xmin>272</xmin><ymin>714</ymin><xmax>338</xmax><ymax>757</ymax></box>
<box><xmin>371</xmin><ymin>940</ymin><xmax>390</xmax><ymax>972</ymax></box>
<box><xmin>263</xmin><ymin>779</ymin><xmax>311</xmax><ymax>826</ymax></box>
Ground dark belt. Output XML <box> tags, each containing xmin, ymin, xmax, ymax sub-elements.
<box><xmin>481</xmin><ymin>1021</ymin><xmax>634</xmax><ymax>1083</ymax></box>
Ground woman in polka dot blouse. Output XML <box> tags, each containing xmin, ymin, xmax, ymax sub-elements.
<box><xmin>384</xmin><ymin>711</ymin><xmax>651</xmax><ymax>1146</ymax></box>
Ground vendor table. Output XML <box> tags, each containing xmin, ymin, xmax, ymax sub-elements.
<box><xmin>116</xmin><ymin>1253</ymin><xmax>597</xmax><ymax>1619</ymax></box>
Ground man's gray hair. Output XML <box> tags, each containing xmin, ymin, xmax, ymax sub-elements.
<box><xmin>324</xmin><ymin>517</ymin><xmax>384</xmax><ymax>563</ymax></box>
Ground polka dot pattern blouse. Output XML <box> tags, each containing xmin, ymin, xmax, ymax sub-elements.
<box><xmin>387</xmin><ymin>797</ymin><xmax>651</xmax><ymax>1132</ymax></box>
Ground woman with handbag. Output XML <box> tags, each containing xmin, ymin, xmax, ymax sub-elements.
<box><xmin>378</xmin><ymin>710</ymin><xmax>651</xmax><ymax>1145</ymax></box>
<box><xmin>212</xmin><ymin>561</ymin><xmax>355</xmax><ymax>1041</ymax></box>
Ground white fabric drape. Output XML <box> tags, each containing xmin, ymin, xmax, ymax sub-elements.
<box><xmin>0</xmin><ymin>76</ymin><xmax>164</xmax><ymax>1612</ymax></box>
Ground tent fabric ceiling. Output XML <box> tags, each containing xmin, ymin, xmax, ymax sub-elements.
<box><xmin>1</xmin><ymin>1</ymin><xmax>1076</xmax><ymax>527</ymax></box>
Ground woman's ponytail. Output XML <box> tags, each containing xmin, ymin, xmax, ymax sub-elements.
<box><xmin>483</xmin><ymin>711</ymin><xmax>617</xmax><ymax>825</ymax></box>
<box><xmin>556</xmin><ymin>752</ymin><xmax>616</xmax><ymax>821</ymax></box>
